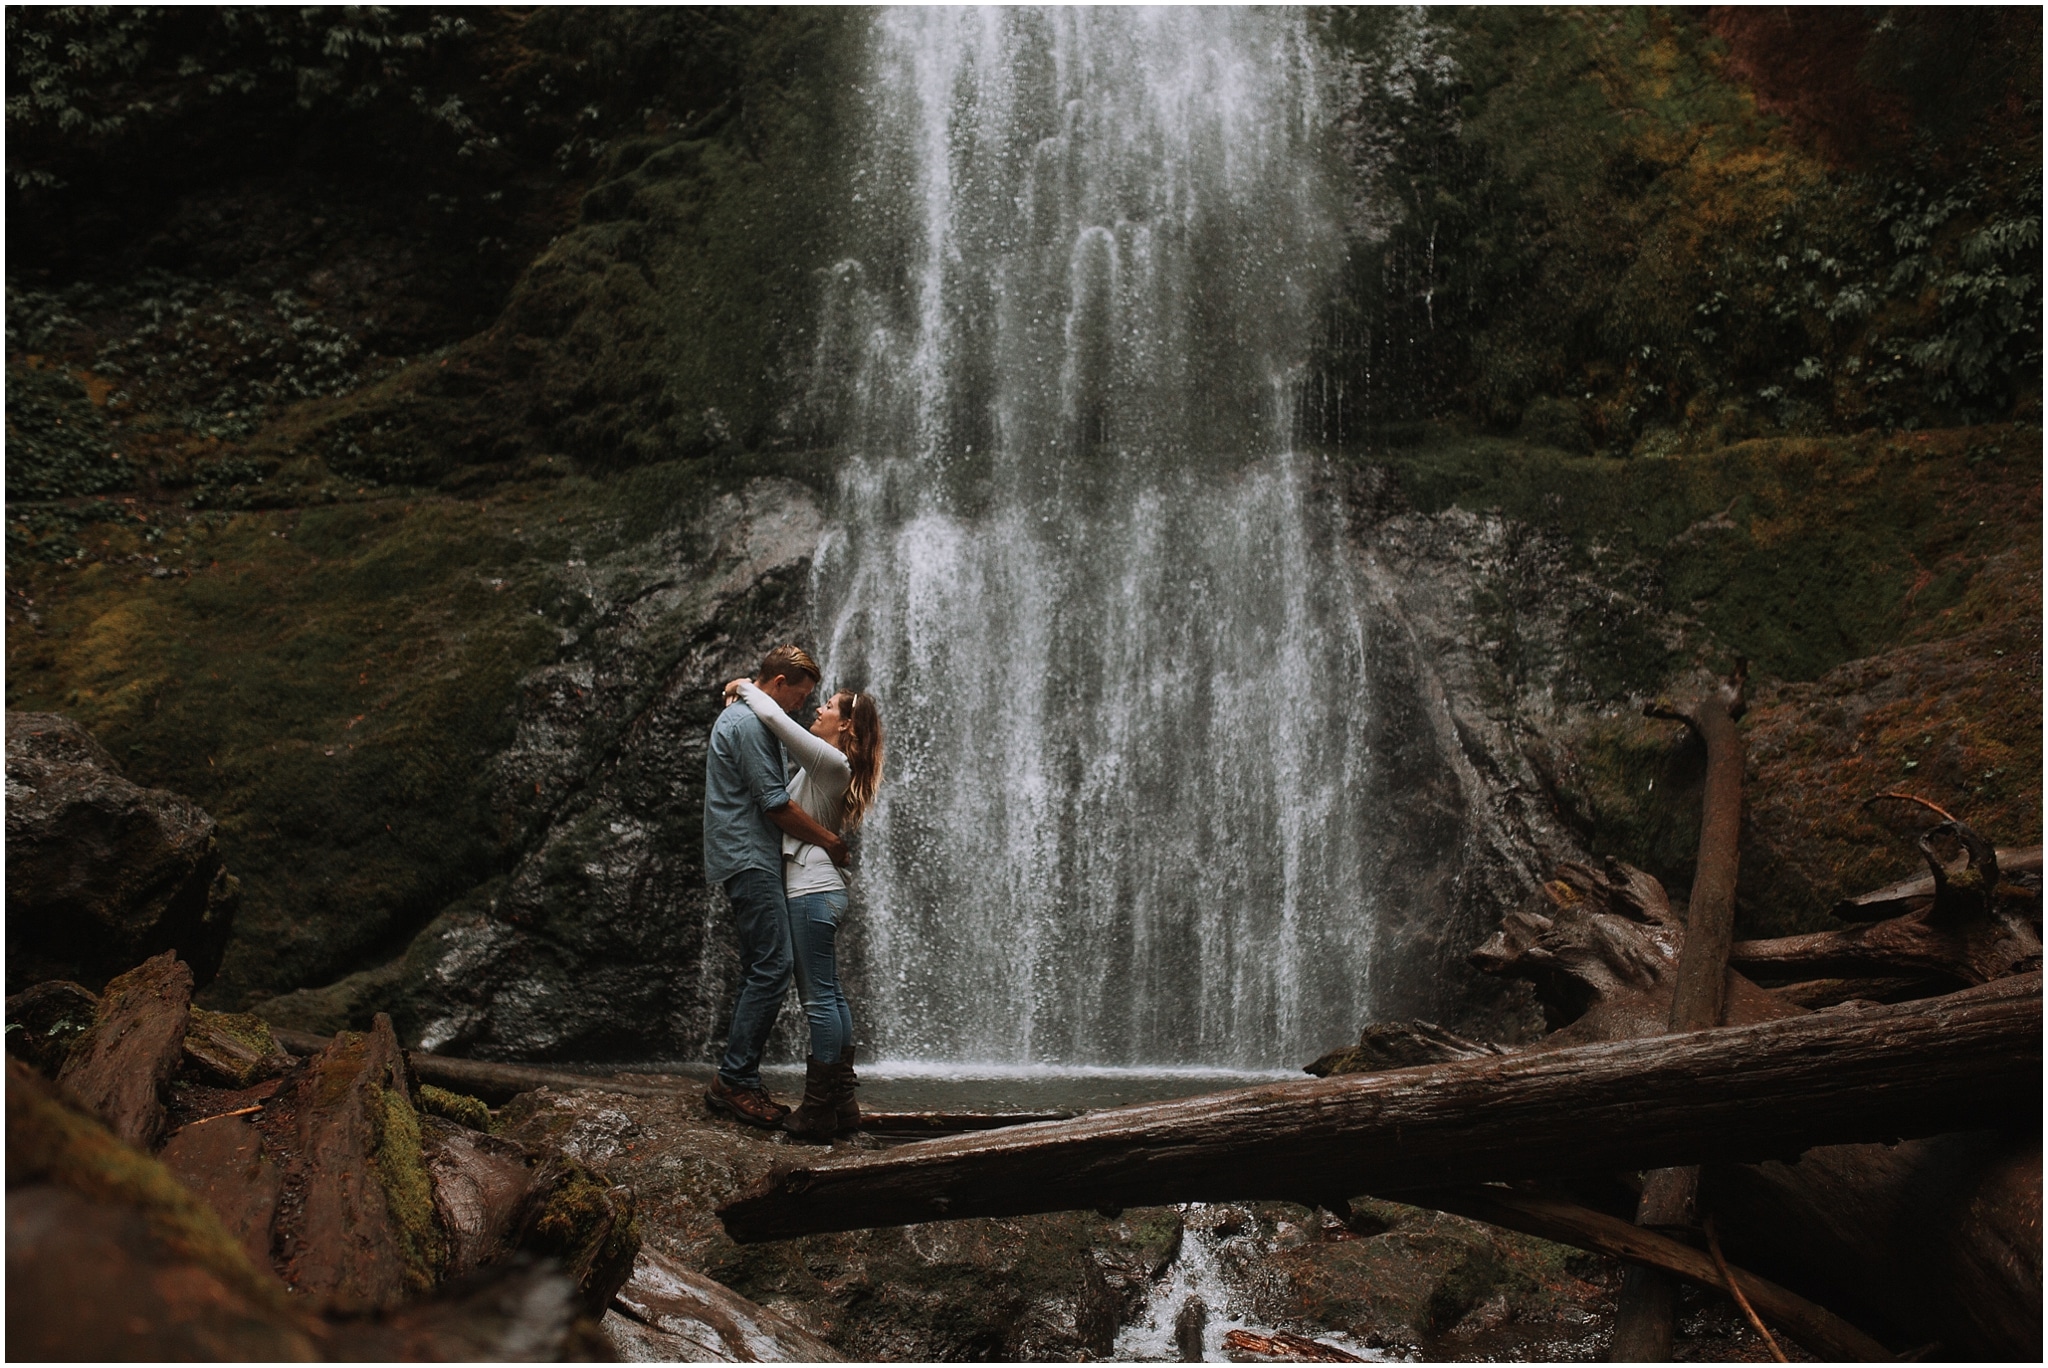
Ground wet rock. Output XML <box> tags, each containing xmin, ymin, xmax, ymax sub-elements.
<box><xmin>5</xmin><ymin>711</ymin><xmax>239</xmax><ymax>993</ymax></box>
<box><xmin>1243</xmin><ymin>1197</ymin><xmax>1616</xmax><ymax>1359</ymax></box>
<box><xmin>606</xmin><ymin>1246</ymin><xmax>840</xmax><ymax>1361</ymax></box>
<box><xmin>3</xmin><ymin>979</ymin><xmax>99</xmax><ymax>1075</ymax></box>
<box><xmin>6</xmin><ymin>1058</ymin><xmax>320</xmax><ymax>1360</ymax></box>
<box><xmin>365</xmin><ymin>480</ymin><xmax>826</xmax><ymax>1062</ymax></box>
<box><xmin>183</xmin><ymin>1006</ymin><xmax>296</xmax><ymax>1088</ymax></box>
<box><xmin>1174</xmin><ymin>1294</ymin><xmax>1209</xmax><ymax>1361</ymax></box>
<box><xmin>1302</xmin><ymin>1019</ymin><xmax>1505</xmax><ymax>1076</ymax></box>
<box><xmin>56</xmin><ymin>950</ymin><xmax>193</xmax><ymax>1150</ymax></box>
<box><xmin>243</xmin><ymin>481</ymin><xmax>827</xmax><ymax>1064</ymax></box>
<box><xmin>265</xmin><ymin>1012</ymin><xmax>442</xmax><ymax>1313</ymax></box>
<box><xmin>497</xmin><ymin>1084</ymin><xmax>1183</xmax><ymax>1360</ymax></box>
<box><xmin>422</xmin><ymin>1113</ymin><xmax>541</xmax><ymax>1281</ymax></box>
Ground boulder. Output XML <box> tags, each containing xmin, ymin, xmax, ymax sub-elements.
<box><xmin>5</xmin><ymin>712</ymin><xmax>239</xmax><ymax>992</ymax></box>
<box><xmin>55</xmin><ymin>951</ymin><xmax>193</xmax><ymax>1150</ymax></box>
<box><xmin>5</xmin><ymin>1058</ymin><xmax>320</xmax><ymax>1360</ymax></box>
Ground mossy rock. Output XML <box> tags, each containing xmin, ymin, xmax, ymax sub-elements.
<box><xmin>182</xmin><ymin>1007</ymin><xmax>291</xmax><ymax>1088</ymax></box>
<box><xmin>417</xmin><ymin>1083</ymin><xmax>493</xmax><ymax>1133</ymax></box>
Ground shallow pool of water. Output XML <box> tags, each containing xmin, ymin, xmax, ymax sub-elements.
<box><xmin>602</xmin><ymin>1061</ymin><xmax>1300</xmax><ymax>1115</ymax></box>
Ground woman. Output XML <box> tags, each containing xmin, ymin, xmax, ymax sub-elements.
<box><xmin>726</xmin><ymin>675</ymin><xmax>883</xmax><ymax>1141</ymax></box>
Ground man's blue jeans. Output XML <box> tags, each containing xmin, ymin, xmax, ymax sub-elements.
<box><xmin>717</xmin><ymin>867</ymin><xmax>793</xmax><ymax>1089</ymax></box>
<box><xmin>787</xmin><ymin>889</ymin><xmax>852</xmax><ymax>1064</ymax></box>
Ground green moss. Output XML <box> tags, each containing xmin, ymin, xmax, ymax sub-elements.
<box><xmin>372</xmin><ymin>1085</ymin><xmax>446</xmax><ymax>1295</ymax></box>
<box><xmin>6</xmin><ymin>1059</ymin><xmax>302</xmax><ymax>1325</ymax></box>
<box><xmin>1367</xmin><ymin>422</ymin><xmax>2040</xmax><ymax>686</ymax></box>
<box><xmin>416</xmin><ymin>1083</ymin><xmax>492</xmax><ymax>1133</ymax></box>
<box><xmin>521</xmin><ymin>1159</ymin><xmax>640</xmax><ymax>1312</ymax></box>
<box><xmin>183</xmin><ymin>1008</ymin><xmax>286</xmax><ymax>1088</ymax></box>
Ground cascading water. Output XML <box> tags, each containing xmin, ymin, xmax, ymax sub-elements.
<box><xmin>808</xmin><ymin>7</ymin><xmax>1374</xmax><ymax>1068</ymax></box>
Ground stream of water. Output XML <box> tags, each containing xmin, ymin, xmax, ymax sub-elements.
<box><xmin>809</xmin><ymin>7</ymin><xmax>1374</xmax><ymax>1070</ymax></box>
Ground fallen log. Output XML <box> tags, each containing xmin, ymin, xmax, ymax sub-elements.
<box><xmin>1734</xmin><ymin>821</ymin><xmax>2042</xmax><ymax>989</ymax></box>
<box><xmin>718</xmin><ymin>974</ymin><xmax>2039</xmax><ymax>1243</ymax></box>
<box><xmin>269</xmin><ymin>1030</ymin><xmax>696</xmax><ymax>1105</ymax></box>
<box><xmin>1833</xmin><ymin>844</ymin><xmax>2040</xmax><ymax>921</ymax></box>
<box><xmin>1407</xmin><ymin>1186</ymin><xmax>1890</xmax><ymax>1361</ymax></box>
<box><xmin>275</xmin><ymin>1030</ymin><xmax>1074</xmax><ymax>1135</ymax></box>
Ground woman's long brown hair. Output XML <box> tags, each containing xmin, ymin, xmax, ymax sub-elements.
<box><xmin>837</xmin><ymin>690</ymin><xmax>885</xmax><ymax>829</ymax></box>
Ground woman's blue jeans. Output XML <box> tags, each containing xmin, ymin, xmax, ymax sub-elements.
<box><xmin>786</xmin><ymin>889</ymin><xmax>852</xmax><ymax>1064</ymax></box>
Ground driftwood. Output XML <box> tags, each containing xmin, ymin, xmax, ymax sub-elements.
<box><xmin>1468</xmin><ymin>859</ymin><xmax>1800</xmax><ymax>1046</ymax></box>
<box><xmin>1220</xmin><ymin>1328</ymin><xmax>1364</xmax><ymax>1362</ymax></box>
<box><xmin>1832</xmin><ymin>843</ymin><xmax>2041</xmax><ymax>921</ymax></box>
<box><xmin>1613</xmin><ymin>664</ymin><xmax>1748</xmax><ymax>1361</ymax></box>
<box><xmin>606</xmin><ymin>1246</ymin><xmax>843</xmax><ymax>1362</ymax></box>
<box><xmin>1733</xmin><ymin>822</ymin><xmax>2042</xmax><ymax>989</ymax></box>
<box><xmin>1408</xmin><ymin>1186</ymin><xmax>1888</xmax><ymax>1361</ymax></box>
<box><xmin>718</xmin><ymin>975</ymin><xmax>2038</xmax><ymax>1243</ymax></box>
<box><xmin>55</xmin><ymin>950</ymin><xmax>193</xmax><ymax>1150</ymax></box>
<box><xmin>1473</xmin><ymin>839</ymin><xmax>2042</xmax><ymax>1360</ymax></box>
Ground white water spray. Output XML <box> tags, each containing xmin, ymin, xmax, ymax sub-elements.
<box><xmin>812</xmin><ymin>8</ymin><xmax>1376</xmax><ymax>1068</ymax></box>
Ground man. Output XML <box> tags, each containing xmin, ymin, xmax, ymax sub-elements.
<box><xmin>702</xmin><ymin>643</ymin><xmax>849</xmax><ymax>1127</ymax></box>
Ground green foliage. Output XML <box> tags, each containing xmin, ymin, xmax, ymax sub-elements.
<box><xmin>5</xmin><ymin>366</ymin><xmax>128</xmax><ymax>501</ymax></box>
<box><xmin>1374</xmin><ymin>423</ymin><xmax>2039</xmax><ymax>686</ymax></box>
<box><xmin>6</xmin><ymin>7</ymin><xmax>483</xmax><ymax>188</ymax></box>
<box><xmin>1309</xmin><ymin>8</ymin><xmax>2042</xmax><ymax>446</ymax></box>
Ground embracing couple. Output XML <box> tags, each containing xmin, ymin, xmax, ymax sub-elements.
<box><xmin>700</xmin><ymin>644</ymin><xmax>885</xmax><ymax>1141</ymax></box>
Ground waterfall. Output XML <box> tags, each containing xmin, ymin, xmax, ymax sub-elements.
<box><xmin>809</xmin><ymin>7</ymin><xmax>1372</xmax><ymax>1068</ymax></box>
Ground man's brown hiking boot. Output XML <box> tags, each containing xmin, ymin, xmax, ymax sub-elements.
<box><xmin>782</xmin><ymin>1056</ymin><xmax>840</xmax><ymax>1143</ymax></box>
<box><xmin>704</xmin><ymin>1075</ymin><xmax>789</xmax><ymax>1129</ymax></box>
<box><xmin>833</xmin><ymin>1045</ymin><xmax>861</xmax><ymax>1129</ymax></box>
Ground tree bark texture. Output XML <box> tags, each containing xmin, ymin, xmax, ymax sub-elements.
<box><xmin>718</xmin><ymin>975</ymin><xmax>2039</xmax><ymax>1244</ymax></box>
<box><xmin>54</xmin><ymin>950</ymin><xmax>192</xmax><ymax>1150</ymax></box>
<box><xmin>1612</xmin><ymin>666</ymin><xmax>1749</xmax><ymax>1361</ymax></box>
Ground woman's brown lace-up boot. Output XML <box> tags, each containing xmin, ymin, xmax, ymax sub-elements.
<box><xmin>833</xmin><ymin>1045</ymin><xmax>861</xmax><ymax>1129</ymax></box>
<box><xmin>782</xmin><ymin>1056</ymin><xmax>841</xmax><ymax>1142</ymax></box>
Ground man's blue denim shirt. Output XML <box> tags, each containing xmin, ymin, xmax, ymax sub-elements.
<box><xmin>703</xmin><ymin>702</ymin><xmax>789</xmax><ymax>886</ymax></box>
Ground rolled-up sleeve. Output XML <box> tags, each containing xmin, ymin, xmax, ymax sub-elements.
<box><xmin>735</xmin><ymin>715</ymin><xmax>790</xmax><ymax>813</ymax></box>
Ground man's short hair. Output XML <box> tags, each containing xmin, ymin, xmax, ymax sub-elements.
<box><xmin>758</xmin><ymin>644</ymin><xmax>821</xmax><ymax>686</ymax></box>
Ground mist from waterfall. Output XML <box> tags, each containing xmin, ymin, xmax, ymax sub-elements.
<box><xmin>807</xmin><ymin>7</ymin><xmax>1374</xmax><ymax>1068</ymax></box>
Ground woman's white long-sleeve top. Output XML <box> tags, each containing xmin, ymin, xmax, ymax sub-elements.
<box><xmin>735</xmin><ymin>681</ymin><xmax>851</xmax><ymax>896</ymax></box>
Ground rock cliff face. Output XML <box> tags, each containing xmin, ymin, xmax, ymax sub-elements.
<box><xmin>257</xmin><ymin>481</ymin><xmax>827</xmax><ymax>1060</ymax></box>
<box><xmin>4</xmin><ymin>8</ymin><xmax>2037</xmax><ymax>1063</ymax></box>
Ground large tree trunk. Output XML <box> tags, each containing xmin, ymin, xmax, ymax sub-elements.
<box><xmin>1612</xmin><ymin>666</ymin><xmax>1749</xmax><ymax>1360</ymax></box>
<box><xmin>718</xmin><ymin>975</ymin><xmax>2039</xmax><ymax>1244</ymax></box>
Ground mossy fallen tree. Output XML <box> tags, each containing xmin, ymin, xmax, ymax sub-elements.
<box><xmin>718</xmin><ymin>973</ymin><xmax>2039</xmax><ymax>1244</ymax></box>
